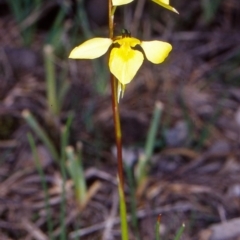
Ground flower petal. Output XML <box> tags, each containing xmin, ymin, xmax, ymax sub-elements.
<box><xmin>151</xmin><ymin>0</ymin><xmax>179</xmax><ymax>13</ymax></box>
<box><xmin>156</xmin><ymin>0</ymin><xmax>169</xmax><ymax>4</ymax></box>
<box><xmin>69</xmin><ymin>38</ymin><xmax>112</xmax><ymax>59</ymax></box>
<box><xmin>140</xmin><ymin>41</ymin><xmax>172</xmax><ymax>64</ymax></box>
<box><xmin>109</xmin><ymin>47</ymin><xmax>144</xmax><ymax>84</ymax></box>
<box><xmin>112</xmin><ymin>0</ymin><xmax>134</xmax><ymax>6</ymax></box>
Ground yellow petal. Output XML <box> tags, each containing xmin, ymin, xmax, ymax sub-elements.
<box><xmin>69</xmin><ymin>38</ymin><xmax>112</xmax><ymax>59</ymax></box>
<box><xmin>140</xmin><ymin>41</ymin><xmax>172</xmax><ymax>64</ymax></box>
<box><xmin>151</xmin><ymin>0</ymin><xmax>179</xmax><ymax>13</ymax></box>
<box><xmin>109</xmin><ymin>47</ymin><xmax>144</xmax><ymax>85</ymax></box>
<box><xmin>157</xmin><ymin>0</ymin><xmax>169</xmax><ymax>4</ymax></box>
<box><xmin>112</xmin><ymin>0</ymin><xmax>134</xmax><ymax>6</ymax></box>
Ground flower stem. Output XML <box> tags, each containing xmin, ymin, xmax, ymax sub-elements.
<box><xmin>111</xmin><ymin>74</ymin><xmax>124</xmax><ymax>187</ymax></box>
<box><xmin>108</xmin><ymin>1</ymin><xmax>128</xmax><ymax>239</ymax></box>
<box><xmin>108</xmin><ymin>0</ymin><xmax>124</xmax><ymax>188</ymax></box>
<box><xmin>108</xmin><ymin>1</ymin><xmax>114</xmax><ymax>39</ymax></box>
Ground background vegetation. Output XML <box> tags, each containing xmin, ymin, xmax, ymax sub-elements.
<box><xmin>0</xmin><ymin>0</ymin><xmax>240</xmax><ymax>239</ymax></box>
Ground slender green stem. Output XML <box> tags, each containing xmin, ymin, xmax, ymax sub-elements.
<box><xmin>118</xmin><ymin>179</ymin><xmax>129</xmax><ymax>240</ymax></box>
<box><xmin>66</xmin><ymin>144</ymin><xmax>87</xmax><ymax>205</ymax></box>
<box><xmin>44</xmin><ymin>45</ymin><xmax>58</xmax><ymax>115</ymax></box>
<box><xmin>136</xmin><ymin>101</ymin><xmax>163</xmax><ymax>185</ymax></box>
<box><xmin>108</xmin><ymin>1</ymin><xmax>128</xmax><ymax>239</ymax></box>
<box><xmin>173</xmin><ymin>223</ymin><xmax>185</xmax><ymax>240</ymax></box>
<box><xmin>22</xmin><ymin>109</ymin><xmax>59</xmax><ymax>161</ymax></box>
<box><xmin>155</xmin><ymin>214</ymin><xmax>161</xmax><ymax>240</ymax></box>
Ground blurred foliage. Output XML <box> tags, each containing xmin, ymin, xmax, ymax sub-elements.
<box><xmin>7</xmin><ymin>0</ymin><xmax>42</xmax><ymax>45</ymax></box>
<box><xmin>201</xmin><ymin>0</ymin><xmax>222</xmax><ymax>23</ymax></box>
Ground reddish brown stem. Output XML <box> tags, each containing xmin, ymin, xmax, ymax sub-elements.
<box><xmin>108</xmin><ymin>0</ymin><xmax>124</xmax><ymax>188</ymax></box>
<box><xmin>110</xmin><ymin>74</ymin><xmax>124</xmax><ymax>187</ymax></box>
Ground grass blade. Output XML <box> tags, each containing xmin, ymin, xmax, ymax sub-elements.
<box><xmin>173</xmin><ymin>223</ymin><xmax>185</xmax><ymax>240</ymax></box>
<box><xmin>136</xmin><ymin>101</ymin><xmax>163</xmax><ymax>185</ymax></box>
<box><xmin>22</xmin><ymin>109</ymin><xmax>59</xmax><ymax>161</ymax></box>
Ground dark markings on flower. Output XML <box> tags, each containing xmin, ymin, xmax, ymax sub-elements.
<box><xmin>121</xmin><ymin>28</ymin><xmax>131</xmax><ymax>38</ymax></box>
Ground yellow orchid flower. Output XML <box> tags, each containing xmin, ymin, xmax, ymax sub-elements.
<box><xmin>69</xmin><ymin>30</ymin><xmax>172</xmax><ymax>100</ymax></box>
<box><xmin>112</xmin><ymin>0</ymin><xmax>178</xmax><ymax>13</ymax></box>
